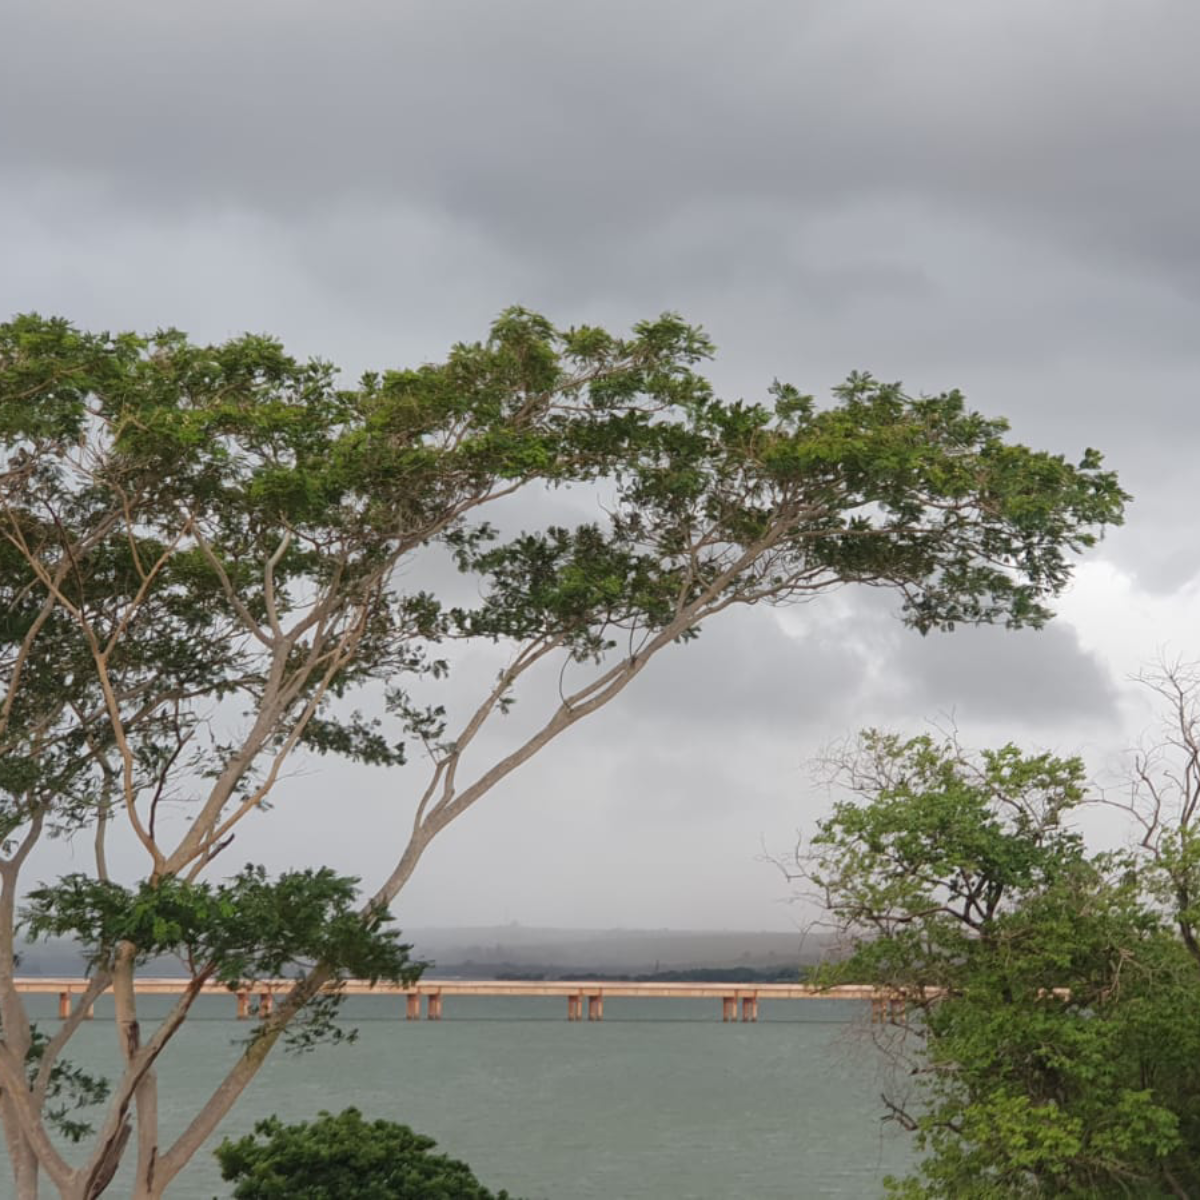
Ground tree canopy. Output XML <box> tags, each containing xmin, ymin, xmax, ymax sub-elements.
<box><xmin>214</xmin><ymin>1108</ymin><xmax>514</xmax><ymax>1200</ymax></box>
<box><xmin>0</xmin><ymin>307</ymin><xmax>1124</xmax><ymax>1197</ymax></box>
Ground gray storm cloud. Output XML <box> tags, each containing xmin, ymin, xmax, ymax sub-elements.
<box><xmin>2</xmin><ymin>0</ymin><xmax>1196</xmax><ymax>928</ymax></box>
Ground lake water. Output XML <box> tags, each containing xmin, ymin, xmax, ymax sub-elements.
<box><xmin>16</xmin><ymin>994</ymin><xmax>912</xmax><ymax>1198</ymax></box>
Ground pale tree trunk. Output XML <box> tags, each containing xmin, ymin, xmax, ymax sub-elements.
<box><xmin>0</xmin><ymin>834</ymin><xmax>40</xmax><ymax>1199</ymax></box>
<box><xmin>106</xmin><ymin>944</ymin><xmax>159</xmax><ymax>1199</ymax></box>
<box><xmin>131</xmin><ymin>1072</ymin><xmax>159</xmax><ymax>1199</ymax></box>
<box><xmin>0</xmin><ymin>1093</ymin><xmax>39</xmax><ymax>1200</ymax></box>
<box><xmin>0</xmin><ymin>1043</ymin><xmax>75</xmax><ymax>1196</ymax></box>
<box><xmin>75</xmin><ymin>1120</ymin><xmax>131</xmax><ymax>1200</ymax></box>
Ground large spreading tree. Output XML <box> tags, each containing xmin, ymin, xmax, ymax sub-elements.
<box><xmin>0</xmin><ymin>308</ymin><xmax>1124</xmax><ymax>1197</ymax></box>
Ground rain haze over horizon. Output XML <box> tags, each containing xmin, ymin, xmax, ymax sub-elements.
<box><xmin>3</xmin><ymin>1</ymin><xmax>1198</xmax><ymax>933</ymax></box>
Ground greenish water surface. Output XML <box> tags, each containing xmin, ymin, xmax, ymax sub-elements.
<box><xmin>16</xmin><ymin>994</ymin><xmax>911</xmax><ymax>1198</ymax></box>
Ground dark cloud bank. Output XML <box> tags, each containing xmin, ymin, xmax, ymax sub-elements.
<box><xmin>2</xmin><ymin>0</ymin><xmax>1193</xmax><ymax>928</ymax></box>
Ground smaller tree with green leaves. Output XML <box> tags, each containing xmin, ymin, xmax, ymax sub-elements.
<box><xmin>214</xmin><ymin>1108</ymin><xmax>515</xmax><ymax>1200</ymax></box>
<box><xmin>799</xmin><ymin>706</ymin><xmax>1200</xmax><ymax>1198</ymax></box>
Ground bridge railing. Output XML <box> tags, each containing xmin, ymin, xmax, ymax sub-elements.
<box><xmin>13</xmin><ymin>977</ymin><xmax>915</xmax><ymax>1024</ymax></box>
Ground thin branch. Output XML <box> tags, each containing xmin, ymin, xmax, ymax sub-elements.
<box><xmin>262</xmin><ymin>529</ymin><xmax>294</xmax><ymax>639</ymax></box>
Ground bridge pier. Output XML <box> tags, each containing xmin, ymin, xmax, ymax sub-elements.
<box><xmin>406</xmin><ymin>992</ymin><xmax>420</xmax><ymax>1020</ymax></box>
<box><xmin>427</xmin><ymin>992</ymin><xmax>443</xmax><ymax>1020</ymax></box>
<box><xmin>258</xmin><ymin>990</ymin><xmax>274</xmax><ymax>1017</ymax></box>
<box><xmin>567</xmin><ymin>993</ymin><xmax>582</xmax><ymax>1021</ymax></box>
<box><xmin>587</xmin><ymin>993</ymin><xmax>604</xmax><ymax>1021</ymax></box>
<box><xmin>57</xmin><ymin>992</ymin><xmax>95</xmax><ymax>1020</ymax></box>
<box><xmin>740</xmin><ymin>995</ymin><xmax>758</xmax><ymax>1023</ymax></box>
<box><xmin>236</xmin><ymin>990</ymin><xmax>250</xmax><ymax>1019</ymax></box>
<box><xmin>870</xmin><ymin>992</ymin><xmax>906</xmax><ymax>1024</ymax></box>
<box><xmin>721</xmin><ymin>995</ymin><xmax>736</xmax><ymax>1022</ymax></box>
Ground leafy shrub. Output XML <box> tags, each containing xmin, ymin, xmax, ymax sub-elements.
<box><xmin>215</xmin><ymin>1108</ymin><xmax>515</xmax><ymax>1199</ymax></box>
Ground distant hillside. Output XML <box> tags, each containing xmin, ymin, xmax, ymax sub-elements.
<box><xmin>406</xmin><ymin>926</ymin><xmax>831</xmax><ymax>975</ymax></box>
<box><xmin>15</xmin><ymin>926</ymin><xmax>834</xmax><ymax>979</ymax></box>
<box><xmin>14</xmin><ymin>939</ymin><xmax>187</xmax><ymax>977</ymax></box>
<box><xmin>433</xmin><ymin>962</ymin><xmax>807</xmax><ymax>983</ymax></box>
<box><xmin>14</xmin><ymin>938</ymin><xmax>90</xmax><ymax>976</ymax></box>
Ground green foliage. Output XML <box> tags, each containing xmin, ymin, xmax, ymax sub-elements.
<box><xmin>22</xmin><ymin>867</ymin><xmax>423</xmax><ymax>1050</ymax></box>
<box><xmin>0</xmin><ymin>310</ymin><xmax>1126</xmax><ymax>847</ymax></box>
<box><xmin>0</xmin><ymin>306</ymin><xmax>1127</xmax><ymax>1191</ymax></box>
<box><xmin>214</xmin><ymin>1108</ymin><xmax>515</xmax><ymax>1199</ymax></box>
<box><xmin>22</xmin><ymin>1025</ymin><xmax>110</xmax><ymax>1143</ymax></box>
<box><xmin>808</xmin><ymin>733</ymin><xmax>1200</xmax><ymax>1197</ymax></box>
<box><xmin>24</xmin><ymin>865</ymin><xmax>417</xmax><ymax>987</ymax></box>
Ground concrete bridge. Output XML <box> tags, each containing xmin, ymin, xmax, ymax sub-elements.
<box><xmin>13</xmin><ymin>977</ymin><xmax>904</xmax><ymax>1023</ymax></box>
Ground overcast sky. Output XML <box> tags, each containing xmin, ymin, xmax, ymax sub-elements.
<box><xmin>4</xmin><ymin>0</ymin><xmax>1198</xmax><ymax>935</ymax></box>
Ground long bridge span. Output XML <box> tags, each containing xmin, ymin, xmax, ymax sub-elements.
<box><xmin>13</xmin><ymin>978</ymin><xmax>902</xmax><ymax>1023</ymax></box>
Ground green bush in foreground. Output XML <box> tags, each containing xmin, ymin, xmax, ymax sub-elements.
<box><xmin>215</xmin><ymin>1108</ymin><xmax>514</xmax><ymax>1199</ymax></box>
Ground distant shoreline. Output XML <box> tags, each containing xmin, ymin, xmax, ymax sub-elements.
<box><xmin>16</xmin><ymin>925</ymin><xmax>827</xmax><ymax>981</ymax></box>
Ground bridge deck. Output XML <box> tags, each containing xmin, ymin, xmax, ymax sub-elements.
<box><xmin>12</xmin><ymin>977</ymin><xmax>897</xmax><ymax>1023</ymax></box>
<box><xmin>9</xmin><ymin>979</ymin><xmax>873</xmax><ymax>998</ymax></box>
<box><xmin>13</xmin><ymin>977</ymin><xmax>876</xmax><ymax>999</ymax></box>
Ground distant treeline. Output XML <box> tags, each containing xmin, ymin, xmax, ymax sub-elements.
<box><xmin>15</xmin><ymin>941</ymin><xmax>813</xmax><ymax>985</ymax></box>
<box><xmin>437</xmin><ymin>962</ymin><xmax>805</xmax><ymax>983</ymax></box>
